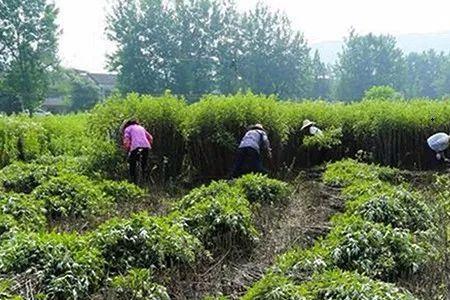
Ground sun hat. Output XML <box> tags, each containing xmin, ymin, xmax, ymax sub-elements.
<box><xmin>301</xmin><ymin>119</ymin><xmax>316</xmax><ymax>131</ymax></box>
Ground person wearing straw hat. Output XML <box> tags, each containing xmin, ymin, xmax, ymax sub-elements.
<box><xmin>232</xmin><ymin>124</ymin><xmax>272</xmax><ymax>178</ymax></box>
<box><xmin>427</xmin><ymin>132</ymin><xmax>450</xmax><ymax>162</ymax></box>
<box><xmin>301</xmin><ymin>119</ymin><xmax>323</xmax><ymax>136</ymax></box>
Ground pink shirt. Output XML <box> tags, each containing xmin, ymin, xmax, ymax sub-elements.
<box><xmin>123</xmin><ymin>124</ymin><xmax>152</xmax><ymax>152</ymax></box>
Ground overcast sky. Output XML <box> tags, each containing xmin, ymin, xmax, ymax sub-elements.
<box><xmin>54</xmin><ymin>0</ymin><xmax>450</xmax><ymax>73</ymax></box>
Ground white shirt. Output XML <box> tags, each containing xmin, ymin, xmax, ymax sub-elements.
<box><xmin>428</xmin><ymin>132</ymin><xmax>450</xmax><ymax>152</ymax></box>
<box><xmin>239</xmin><ymin>129</ymin><xmax>271</xmax><ymax>153</ymax></box>
<box><xmin>309</xmin><ymin>126</ymin><xmax>323</xmax><ymax>136</ymax></box>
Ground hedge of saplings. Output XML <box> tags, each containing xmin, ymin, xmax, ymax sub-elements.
<box><xmin>88</xmin><ymin>93</ymin><xmax>187</xmax><ymax>180</ymax></box>
<box><xmin>241</xmin><ymin>159</ymin><xmax>440</xmax><ymax>299</ymax></box>
<box><xmin>0</xmin><ymin>114</ymin><xmax>89</xmax><ymax>168</ymax></box>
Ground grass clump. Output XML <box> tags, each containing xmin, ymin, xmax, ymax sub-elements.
<box><xmin>241</xmin><ymin>274</ymin><xmax>304</xmax><ymax>300</ymax></box>
<box><xmin>100</xmin><ymin>179</ymin><xmax>145</xmax><ymax>203</ymax></box>
<box><xmin>91</xmin><ymin>212</ymin><xmax>202</xmax><ymax>273</ymax></box>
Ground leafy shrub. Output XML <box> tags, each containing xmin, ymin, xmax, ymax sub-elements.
<box><xmin>0</xmin><ymin>232</ymin><xmax>104</xmax><ymax>299</ymax></box>
<box><xmin>176</xmin><ymin>180</ymin><xmax>235</xmax><ymax>211</ymax></box>
<box><xmin>33</xmin><ymin>173</ymin><xmax>113</xmax><ymax>219</ymax></box>
<box><xmin>33</xmin><ymin>155</ymin><xmax>90</xmax><ymax>176</ymax></box>
<box><xmin>100</xmin><ymin>179</ymin><xmax>145</xmax><ymax>203</ymax></box>
<box><xmin>0</xmin><ymin>279</ymin><xmax>23</xmax><ymax>300</ymax></box>
<box><xmin>274</xmin><ymin>245</ymin><xmax>331</xmax><ymax>282</ymax></box>
<box><xmin>324</xmin><ymin>216</ymin><xmax>433</xmax><ymax>280</ymax></box>
<box><xmin>92</xmin><ymin>213</ymin><xmax>202</xmax><ymax>273</ymax></box>
<box><xmin>0</xmin><ymin>214</ymin><xmax>18</xmax><ymax>240</ymax></box>
<box><xmin>349</xmin><ymin>189</ymin><xmax>435</xmax><ymax>232</ymax></box>
<box><xmin>0</xmin><ymin>161</ymin><xmax>58</xmax><ymax>193</ymax></box>
<box><xmin>323</xmin><ymin>159</ymin><xmax>399</xmax><ymax>187</ymax></box>
<box><xmin>108</xmin><ymin>268</ymin><xmax>170</xmax><ymax>300</ymax></box>
<box><xmin>241</xmin><ymin>274</ymin><xmax>304</xmax><ymax>300</ymax></box>
<box><xmin>299</xmin><ymin>270</ymin><xmax>418</xmax><ymax>300</ymax></box>
<box><xmin>302</xmin><ymin>127</ymin><xmax>343</xmax><ymax>150</ymax></box>
<box><xmin>0</xmin><ymin>193</ymin><xmax>46</xmax><ymax>233</ymax></box>
<box><xmin>363</xmin><ymin>86</ymin><xmax>403</xmax><ymax>101</ymax></box>
<box><xmin>233</xmin><ymin>174</ymin><xmax>291</xmax><ymax>205</ymax></box>
<box><xmin>175</xmin><ymin>181</ymin><xmax>258</xmax><ymax>249</ymax></box>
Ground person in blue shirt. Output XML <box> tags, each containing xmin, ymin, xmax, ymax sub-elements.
<box><xmin>232</xmin><ymin>124</ymin><xmax>272</xmax><ymax>178</ymax></box>
<box><xmin>427</xmin><ymin>132</ymin><xmax>450</xmax><ymax>162</ymax></box>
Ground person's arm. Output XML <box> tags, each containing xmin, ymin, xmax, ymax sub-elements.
<box><xmin>123</xmin><ymin>128</ymin><xmax>131</xmax><ymax>152</ymax></box>
<box><xmin>262</xmin><ymin>132</ymin><xmax>272</xmax><ymax>158</ymax></box>
<box><xmin>145</xmin><ymin>130</ymin><xmax>153</xmax><ymax>146</ymax></box>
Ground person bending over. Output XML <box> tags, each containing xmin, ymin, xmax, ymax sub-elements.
<box><xmin>427</xmin><ymin>132</ymin><xmax>450</xmax><ymax>162</ymax></box>
<box><xmin>122</xmin><ymin>119</ymin><xmax>153</xmax><ymax>183</ymax></box>
<box><xmin>232</xmin><ymin>124</ymin><xmax>272</xmax><ymax>178</ymax></box>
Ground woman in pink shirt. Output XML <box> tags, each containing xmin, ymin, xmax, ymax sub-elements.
<box><xmin>122</xmin><ymin>119</ymin><xmax>153</xmax><ymax>183</ymax></box>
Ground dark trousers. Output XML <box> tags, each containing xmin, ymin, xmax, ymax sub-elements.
<box><xmin>232</xmin><ymin>147</ymin><xmax>267</xmax><ymax>178</ymax></box>
<box><xmin>128</xmin><ymin>147</ymin><xmax>149</xmax><ymax>183</ymax></box>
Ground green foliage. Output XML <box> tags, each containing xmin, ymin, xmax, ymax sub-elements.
<box><xmin>274</xmin><ymin>245</ymin><xmax>331</xmax><ymax>282</ymax></box>
<box><xmin>0</xmin><ymin>232</ymin><xmax>104</xmax><ymax>299</ymax></box>
<box><xmin>0</xmin><ymin>193</ymin><xmax>46</xmax><ymax>234</ymax></box>
<box><xmin>70</xmin><ymin>76</ymin><xmax>101</xmax><ymax>111</ymax></box>
<box><xmin>299</xmin><ymin>270</ymin><xmax>418</xmax><ymax>300</ymax></box>
<box><xmin>107</xmin><ymin>0</ymin><xmax>314</xmax><ymax>100</ymax></box>
<box><xmin>0</xmin><ymin>116</ymin><xmax>49</xmax><ymax>166</ymax></box>
<box><xmin>363</xmin><ymin>86</ymin><xmax>403</xmax><ymax>101</ymax></box>
<box><xmin>100</xmin><ymin>179</ymin><xmax>145</xmax><ymax>203</ymax></box>
<box><xmin>324</xmin><ymin>216</ymin><xmax>432</xmax><ymax>280</ymax></box>
<box><xmin>92</xmin><ymin>213</ymin><xmax>202</xmax><ymax>273</ymax></box>
<box><xmin>302</xmin><ymin>127</ymin><xmax>343</xmax><ymax>150</ymax></box>
<box><xmin>233</xmin><ymin>173</ymin><xmax>291</xmax><ymax>204</ymax></box>
<box><xmin>323</xmin><ymin>159</ymin><xmax>399</xmax><ymax>188</ymax></box>
<box><xmin>349</xmin><ymin>189</ymin><xmax>435</xmax><ymax>233</ymax></box>
<box><xmin>88</xmin><ymin>93</ymin><xmax>186</xmax><ymax>179</ymax></box>
<box><xmin>335</xmin><ymin>32</ymin><xmax>406</xmax><ymax>101</ymax></box>
<box><xmin>33</xmin><ymin>173</ymin><xmax>113</xmax><ymax>219</ymax></box>
<box><xmin>183</xmin><ymin>92</ymin><xmax>287</xmax><ymax>177</ymax></box>
<box><xmin>108</xmin><ymin>268</ymin><xmax>170</xmax><ymax>300</ymax></box>
<box><xmin>0</xmin><ymin>0</ymin><xmax>59</xmax><ymax>112</ymax></box>
<box><xmin>0</xmin><ymin>161</ymin><xmax>57</xmax><ymax>193</ymax></box>
<box><xmin>241</xmin><ymin>274</ymin><xmax>304</xmax><ymax>300</ymax></box>
<box><xmin>0</xmin><ymin>279</ymin><xmax>23</xmax><ymax>300</ymax></box>
<box><xmin>175</xmin><ymin>181</ymin><xmax>258</xmax><ymax>249</ymax></box>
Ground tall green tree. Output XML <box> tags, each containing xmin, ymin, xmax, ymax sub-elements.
<box><xmin>404</xmin><ymin>50</ymin><xmax>446</xmax><ymax>98</ymax></box>
<box><xmin>237</xmin><ymin>3</ymin><xmax>313</xmax><ymax>99</ymax></box>
<box><xmin>434</xmin><ymin>54</ymin><xmax>450</xmax><ymax>98</ymax></box>
<box><xmin>335</xmin><ymin>32</ymin><xmax>406</xmax><ymax>101</ymax></box>
<box><xmin>0</xmin><ymin>0</ymin><xmax>59</xmax><ymax>114</ymax></box>
<box><xmin>310</xmin><ymin>50</ymin><xmax>331</xmax><ymax>99</ymax></box>
<box><xmin>107</xmin><ymin>0</ymin><xmax>174</xmax><ymax>94</ymax></box>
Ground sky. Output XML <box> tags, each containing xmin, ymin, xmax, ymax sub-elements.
<box><xmin>54</xmin><ymin>0</ymin><xmax>450</xmax><ymax>73</ymax></box>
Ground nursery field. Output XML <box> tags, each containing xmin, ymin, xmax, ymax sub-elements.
<box><xmin>1</xmin><ymin>94</ymin><xmax>450</xmax><ymax>299</ymax></box>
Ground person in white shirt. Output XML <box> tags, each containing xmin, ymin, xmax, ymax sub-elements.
<box><xmin>232</xmin><ymin>124</ymin><xmax>272</xmax><ymax>178</ymax></box>
<box><xmin>301</xmin><ymin>119</ymin><xmax>323</xmax><ymax>136</ymax></box>
<box><xmin>427</xmin><ymin>132</ymin><xmax>450</xmax><ymax>162</ymax></box>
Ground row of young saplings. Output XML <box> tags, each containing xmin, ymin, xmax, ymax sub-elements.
<box><xmin>235</xmin><ymin>159</ymin><xmax>445</xmax><ymax>300</ymax></box>
<box><xmin>0</xmin><ymin>156</ymin><xmax>291</xmax><ymax>299</ymax></box>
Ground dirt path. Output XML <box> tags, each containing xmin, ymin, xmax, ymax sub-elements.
<box><xmin>169</xmin><ymin>174</ymin><xmax>344</xmax><ymax>299</ymax></box>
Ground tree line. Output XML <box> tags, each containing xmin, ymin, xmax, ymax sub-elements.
<box><xmin>1</xmin><ymin>0</ymin><xmax>450</xmax><ymax>115</ymax></box>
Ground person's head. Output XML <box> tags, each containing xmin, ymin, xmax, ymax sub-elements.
<box><xmin>125</xmin><ymin>118</ymin><xmax>139</xmax><ymax>128</ymax></box>
<box><xmin>247</xmin><ymin>123</ymin><xmax>265</xmax><ymax>131</ymax></box>
<box><xmin>301</xmin><ymin>119</ymin><xmax>316</xmax><ymax>131</ymax></box>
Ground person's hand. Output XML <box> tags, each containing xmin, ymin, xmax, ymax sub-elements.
<box><xmin>444</xmin><ymin>158</ymin><xmax>450</xmax><ymax>163</ymax></box>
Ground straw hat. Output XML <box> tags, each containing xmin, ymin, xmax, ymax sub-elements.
<box><xmin>301</xmin><ymin>119</ymin><xmax>316</xmax><ymax>131</ymax></box>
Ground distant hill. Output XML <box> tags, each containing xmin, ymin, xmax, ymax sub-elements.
<box><xmin>311</xmin><ymin>31</ymin><xmax>450</xmax><ymax>65</ymax></box>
